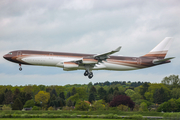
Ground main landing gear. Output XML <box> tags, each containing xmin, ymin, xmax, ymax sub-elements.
<box><xmin>19</xmin><ymin>64</ymin><xmax>22</xmax><ymax>71</ymax></box>
<box><xmin>84</xmin><ymin>70</ymin><xmax>93</xmax><ymax>79</ymax></box>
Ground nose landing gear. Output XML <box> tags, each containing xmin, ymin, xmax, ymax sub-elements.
<box><xmin>19</xmin><ymin>64</ymin><xmax>22</xmax><ymax>71</ymax></box>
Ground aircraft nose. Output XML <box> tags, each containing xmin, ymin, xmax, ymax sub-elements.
<box><xmin>3</xmin><ymin>54</ymin><xmax>11</xmax><ymax>61</ymax></box>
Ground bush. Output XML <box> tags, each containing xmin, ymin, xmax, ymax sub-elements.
<box><xmin>23</xmin><ymin>99</ymin><xmax>35</xmax><ymax>108</ymax></box>
<box><xmin>163</xmin><ymin>113</ymin><xmax>170</xmax><ymax>118</ymax></box>
<box><xmin>5</xmin><ymin>114</ymin><xmax>12</xmax><ymax>118</ymax></box>
<box><xmin>91</xmin><ymin>100</ymin><xmax>106</xmax><ymax>111</ymax></box>
<box><xmin>14</xmin><ymin>111</ymin><xmax>22</xmax><ymax>114</ymax></box>
<box><xmin>90</xmin><ymin>115</ymin><xmax>98</xmax><ymax>118</ymax></box>
<box><xmin>99</xmin><ymin>114</ymin><xmax>106</xmax><ymax>118</ymax></box>
<box><xmin>12</xmin><ymin>98</ymin><xmax>23</xmax><ymax>110</ymax></box>
<box><xmin>60</xmin><ymin>113</ymin><xmax>71</xmax><ymax>118</ymax></box>
<box><xmin>31</xmin><ymin>114</ymin><xmax>39</xmax><ymax>118</ymax></box>
<box><xmin>71</xmin><ymin>113</ymin><xmax>77</xmax><ymax>118</ymax></box>
<box><xmin>105</xmin><ymin>114</ymin><xmax>119</xmax><ymax>119</ymax></box>
<box><xmin>80</xmin><ymin>115</ymin><xmax>89</xmax><ymax>118</ymax></box>
<box><xmin>40</xmin><ymin>113</ymin><xmax>48</xmax><ymax>118</ymax></box>
<box><xmin>21</xmin><ymin>113</ymin><xmax>30</xmax><ymax>118</ymax></box>
<box><xmin>2</xmin><ymin>105</ymin><xmax>12</xmax><ymax>110</ymax></box>
<box><xmin>0</xmin><ymin>112</ymin><xmax>5</xmax><ymax>118</ymax></box>
<box><xmin>113</xmin><ymin>114</ymin><xmax>118</xmax><ymax>119</ymax></box>
<box><xmin>108</xmin><ymin>107</ymin><xmax>117</xmax><ymax>111</ymax></box>
<box><xmin>157</xmin><ymin>98</ymin><xmax>180</xmax><ymax>112</ymax></box>
<box><xmin>117</xmin><ymin>104</ymin><xmax>129</xmax><ymax>111</ymax></box>
<box><xmin>12</xmin><ymin>114</ymin><xmax>21</xmax><ymax>118</ymax></box>
<box><xmin>62</xmin><ymin>106</ymin><xmax>74</xmax><ymax>110</ymax></box>
<box><xmin>163</xmin><ymin>113</ymin><xmax>180</xmax><ymax>119</ymax></box>
<box><xmin>75</xmin><ymin>101</ymin><xmax>89</xmax><ymax>111</ymax></box>
<box><xmin>32</xmin><ymin>106</ymin><xmax>41</xmax><ymax>110</ymax></box>
<box><xmin>110</xmin><ymin>95</ymin><xmax>135</xmax><ymax>109</ymax></box>
<box><xmin>48</xmin><ymin>106</ymin><xmax>54</xmax><ymax>110</ymax></box>
<box><xmin>139</xmin><ymin>102</ymin><xmax>148</xmax><ymax>111</ymax></box>
<box><xmin>131</xmin><ymin>114</ymin><xmax>143</xmax><ymax>120</ymax></box>
<box><xmin>133</xmin><ymin>104</ymin><xmax>140</xmax><ymax>111</ymax></box>
<box><xmin>106</xmin><ymin>113</ymin><xmax>114</xmax><ymax>119</ymax></box>
<box><xmin>48</xmin><ymin>113</ymin><xmax>55</xmax><ymax>118</ymax></box>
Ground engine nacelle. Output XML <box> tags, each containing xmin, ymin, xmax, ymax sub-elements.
<box><xmin>82</xmin><ymin>58</ymin><xmax>98</xmax><ymax>64</ymax></box>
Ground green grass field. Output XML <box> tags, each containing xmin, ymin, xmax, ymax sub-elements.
<box><xmin>0</xmin><ymin>110</ymin><xmax>163</xmax><ymax>116</ymax></box>
<box><xmin>1</xmin><ymin>118</ymin><xmax>132</xmax><ymax>120</ymax></box>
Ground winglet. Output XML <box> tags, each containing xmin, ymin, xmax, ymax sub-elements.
<box><xmin>114</xmin><ymin>46</ymin><xmax>121</xmax><ymax>52</ymax></box>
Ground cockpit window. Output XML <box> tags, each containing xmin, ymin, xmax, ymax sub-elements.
<box><xmin>8</xmin><ymin>53</ymin><xmax>12</xmax><ymax>55</ymax></box>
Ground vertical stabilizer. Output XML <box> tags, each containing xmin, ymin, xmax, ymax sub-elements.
<box><xmin>143</xmin><ymin>37</ymin><xmax>173</xmax><ymax>58</ymax></box>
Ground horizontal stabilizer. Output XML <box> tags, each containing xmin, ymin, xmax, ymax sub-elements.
<box><xmin>153</xmin><ymin>57</ymin><xmax>175</xmax><ymax>64</ymax></box>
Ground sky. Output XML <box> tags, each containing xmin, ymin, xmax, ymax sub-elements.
<box><xmin>0</xmin><ymin>0</ymin><xmax>180</xmax><ymax>86</ymax></box>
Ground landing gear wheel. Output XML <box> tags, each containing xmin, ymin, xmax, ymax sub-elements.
<box><xmin>19</xmin><ymin>64</ymin><xmax>22</xmax><ymax>71</ymax></box>
<box><xmin>19</xmin><ymin>67</ymin><xmax>22</xmax><ymax>71</ymax></box>
<box><xmin>88</xmin><ymin>72</ymin><xmax>93</xmax><ymax>79</ymax></box>
<box><xmin>84</xmin><ymin>70</ymin><xmax>89</xmax><ymax>76</ymax></box>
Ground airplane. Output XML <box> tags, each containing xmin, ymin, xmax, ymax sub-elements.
<box><xmin>3</xmin><ymin>37</ymin><xmax>174</xmax><ymax>79</ymax></box>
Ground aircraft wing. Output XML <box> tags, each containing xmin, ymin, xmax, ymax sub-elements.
<box><xmin>61</xmin><ymin>46</ymin><xmax>122</xmax><ymax>66</ymax></box>
<box><xmin>93</xmin><ymin>46</ymin><xmax>121</xmax><ymax>60</ymax></box>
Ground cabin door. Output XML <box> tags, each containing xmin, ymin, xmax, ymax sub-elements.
<box><xmin>49</xmin><ymin>53</ymin><xmax>53</xmax><ymax>59</ymax></box>
<box><xmin>17</xmin><ymin>51</ymin><xmax>22</xmax><ymax>56</ymax></box>
<box><xmin>137</xmin><ymin>58</ymin><xmax>142</xmax><ymax>65</ymax></box>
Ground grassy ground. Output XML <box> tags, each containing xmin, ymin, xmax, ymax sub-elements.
<box><xmin>0</xmin><ymin>110</ymin><xmax>163</xmax><ymax>116</ymax></box>
<box><xmin>0</xmin><ymin>118</ymin><xmax>132</xmax><ymax>120</ymax></box>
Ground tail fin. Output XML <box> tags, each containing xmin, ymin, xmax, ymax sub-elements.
<box><xmin>143</xmin><ymin>37</ymin><xmax>173</xmax><ymax>58</ymax></box>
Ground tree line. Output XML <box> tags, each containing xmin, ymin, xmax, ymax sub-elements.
<box><xmin>94</xmin><ymin>81</ymin><xmax>145</xmax><ymax>87</ymax></box>
<box><xmin>0</xmin><ymin>74</ymin><xmax>180</xmax><ymax>112</ymax></box>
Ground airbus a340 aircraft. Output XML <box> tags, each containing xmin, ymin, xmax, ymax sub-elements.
<box><xmin>3</xmin><ymin>37</ymin><xmax>174</xmax><ymax>79</ymax></box>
